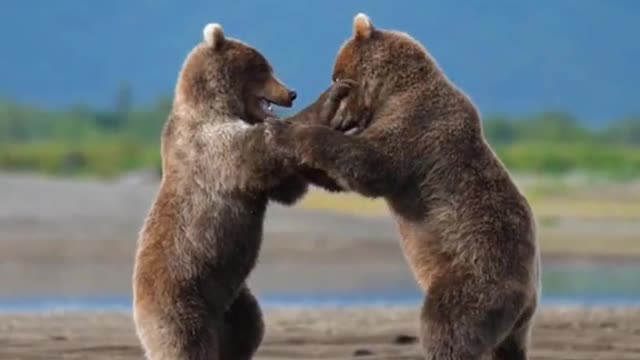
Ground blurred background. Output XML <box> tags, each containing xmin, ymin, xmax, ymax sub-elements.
<box><xmin>0</xmin><ymin>0</ymin><xmax>639</xmax><ymax>310</ymax></box>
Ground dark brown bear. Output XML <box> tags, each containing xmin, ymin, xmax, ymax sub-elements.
<box><xmin>268</xmin><ymin>14</ymin><xmax>540</xmax><ymax>360</ymax></box>
<box><xmin>132</xmin><ymin>23</ymin><xmax>349</xmax><ymax>360</ymax></box>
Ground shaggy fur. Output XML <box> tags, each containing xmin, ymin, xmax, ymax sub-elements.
<box><xmin>133</xmin><ymin>23</ymin><xmax>349</xmax><ymax>360</ymax></box>
<box><xmin>268</xmin><ymin>13</ymin><xmax>540</xmax><ymax>360</ymax></box>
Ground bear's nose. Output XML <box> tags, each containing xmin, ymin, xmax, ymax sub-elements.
<box><xmin>289</xmin><ymin>90</ymin><xmax>297</xmax><ymax>101</ymax></box>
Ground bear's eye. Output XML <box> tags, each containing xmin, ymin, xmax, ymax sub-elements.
<box><xmin>332</xmin><ymin>71</ymin><xmax>344</xmax><ymax>83</ymax></box>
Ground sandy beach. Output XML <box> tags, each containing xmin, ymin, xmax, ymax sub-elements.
<box><xmin>1</xmin><ymin>307</ymin><xmax>639</xmax><ymax>359</ymax></box>
<box><xmin>1</xmin><ymin>173</ymin><xmax>639</xmax><ymax>358</ymax></box>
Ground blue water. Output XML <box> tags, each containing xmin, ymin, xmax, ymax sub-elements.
<box><xmin>1</xmin><ymin>292</ymin><xmax>640</xmax><ymax>313</ymax></box>
<box><xmin>2</xmin><ymin>262</ymin><xmax>639</xmax><ymax>312</ymax></box>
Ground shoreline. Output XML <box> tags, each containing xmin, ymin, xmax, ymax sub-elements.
<box><xmin>2</xmin><ymin>284</ymin><xmax>640</xmax><ymax>314</ymax></box>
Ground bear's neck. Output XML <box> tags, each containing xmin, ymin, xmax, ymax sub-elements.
<box><xmin>172</xmin><ymin>93</ymin><xmax>244</xmax><ymax>124</ymax></box>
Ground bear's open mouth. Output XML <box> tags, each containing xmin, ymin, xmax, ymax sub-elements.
<box><xmin>259</xmin><ymin>98</ymin><xmax>275</xmax><ymax>118</ymax></box>
<box><xmin>249</xmin><ymin>94</ymin><xmax>294</xmax><ymax>123</ymax></box>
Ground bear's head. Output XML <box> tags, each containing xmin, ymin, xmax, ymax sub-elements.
<box><xmin>176</xmin><ymin>23</ymin><xmax>297</xmax><ymax>124</ymax></box>
<box><xmin>330</xmin><ymin>14</ymin><xmax>442</xmax><ymax>132</ymax></box>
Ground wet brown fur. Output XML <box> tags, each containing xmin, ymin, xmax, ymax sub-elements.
<box><xmin>132</xmin><ymin>25</ymin><xmax>348</xmax><ymax>360</ymax></box>
<box><xmin>268</xmin><ymin>14</ymin><xmax>540</xmax><ymax>360</ymax></box>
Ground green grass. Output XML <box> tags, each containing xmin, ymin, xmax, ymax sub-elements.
<box><xmin>2</xmin><ymin>136</ymin><xmax>640</xmax><ymax>178</ymax></box>
<box><xmin>495</xmin><ymin>142</ymin><xmax>640</xmax><ymax>179</ymax></box>
<box><xmin>0</xmin><ymin>140</ymin><xmax>160</xmax><ymax>177</ymax></box>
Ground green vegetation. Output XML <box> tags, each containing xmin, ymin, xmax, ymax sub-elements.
<box><xmin>1</xmin><ymin>91</ymin><xmax>640</xmax><ymax>178</ymax></box>
<box><xmin>0</xmin><ymin>86</ymin><xmax>168</xmax><ymax>177</ymax></box>
<box><xmin>485</xmin><ymin>112</ymin><xmax>640</xmax><ymax>179</ymax></box>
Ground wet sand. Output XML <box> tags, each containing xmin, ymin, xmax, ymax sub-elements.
<box><xmin>1</xmin><ymin>307</ymin><xmax>640</xmax><ymax>359</ymax></box>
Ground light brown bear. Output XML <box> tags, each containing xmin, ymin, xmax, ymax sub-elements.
<box><xmin>132</xmin><ymin>23</ymin><xmax>350</xmax><ymax>360</ymax></box>
<box><xmin>268</xmin><ymin>14</ymin><xmax>540</xmax><ymax>360</ymax></box>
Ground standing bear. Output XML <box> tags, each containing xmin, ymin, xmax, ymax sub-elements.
<box><xmin>133</xmin><ymin>23</ymin><xmax>350</xmax><ymax>360</ymax></box>
<box><xmin>268</xmin><ymin>14</ymin><xmax>540</xmax><ymax>360</ymax></box>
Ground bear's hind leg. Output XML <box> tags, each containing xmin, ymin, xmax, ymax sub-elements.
<box><xmin>134</xmin><ymin>301</ymin><xmax>219</xmax><ymax>360</ymax></box>
<box><xmin>218</xmin><ymin>285</ymin><xmax>265</xmax><ymax>360</ymax></box>
<box><xmin>492</xmin><ymin>303</ymin><xmax>536</xmax><ymax>360</ymax></box>
<box><xmin>420</xmin><ymin>279</ymin><xmax>528</xmax><ymax>360</ymax></box>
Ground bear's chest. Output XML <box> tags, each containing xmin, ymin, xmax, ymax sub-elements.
<box><xmin>194</xmin><ymin>121</ymin><xmax>251</xmax><ymax>189</ymax></box>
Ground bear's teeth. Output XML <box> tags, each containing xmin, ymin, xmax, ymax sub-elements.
<box><xmin>260</xmin><ymin>99</ymin><xmax>270</xmax><ymax>112</ymax></box>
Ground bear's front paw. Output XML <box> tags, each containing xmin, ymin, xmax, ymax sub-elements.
<box><xmin>330</xmin><ymin>106</ymin><xmax>360</xmax><ymax>135</ymax></box>
<box><xmin>320</xmin><ymin>80</ymin><xmax>356</xmax><ymax>125</ymax></box>
<box><xmin>326</xmin><ymin>80</ymin><xmax>366</xmax><ymax>135</ymax></box>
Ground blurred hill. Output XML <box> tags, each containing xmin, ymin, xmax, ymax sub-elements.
<box><xmin>1</xmin><ymin>0</ymin><xmax>639</xmax><ymax>125</ymax></box>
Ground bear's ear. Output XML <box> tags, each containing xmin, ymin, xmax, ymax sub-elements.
<box><xmin>203</xmin><ymin>23</ymin><xmax>225</xmax><ymax>49</ymax></box>
<box><xmin>353</xmin><ymin>13</ymin><xmax>374</xmax><ymax>40</ymax></box>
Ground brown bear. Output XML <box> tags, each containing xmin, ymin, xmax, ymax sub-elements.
<box><xmin>132</xmin><ymin>23</ymin><xmax>350</xmax><ymax>360</ymax></box>
<box><xmin>267</xmin><ymin>14</ymin><xmax>540</xmax><ymax>360</ymax></box>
